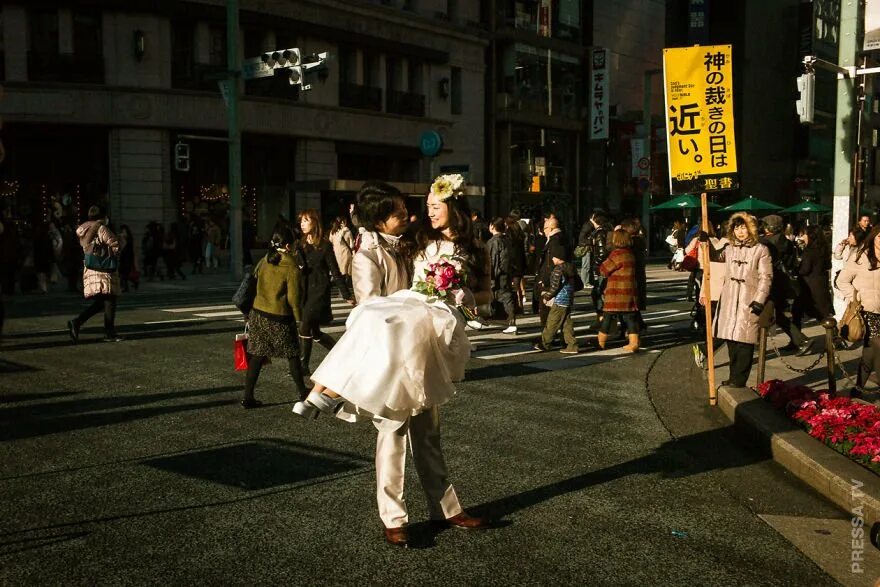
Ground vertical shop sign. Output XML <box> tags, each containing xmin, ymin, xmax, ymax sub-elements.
<box><xmin>663</xmin><ymin>44</ymin><xmax>738</xmax><ymax>194</ymax></box>
<box><xmin>590</xmin><ymin>48</ymin><xmax>609</xmax><ymax>140</ymax></box>
<box><xmin>866</xmin><ymin>0</ymin><xmax>880</xmax><ymax>50</ymax></box>
<box><xmin>538</xmin><ymin>0</ymin><xmax>552</xmax><ymax>37</ymax></box>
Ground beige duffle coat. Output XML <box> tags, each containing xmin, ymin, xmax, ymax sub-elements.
<box><xmin>713</xmin><ymin>241</ymin><xmax>772</xmax><ymax>344</ymax></box>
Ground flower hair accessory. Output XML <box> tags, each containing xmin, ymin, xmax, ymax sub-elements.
<box><xmin>430</xmin><ymin>174</ymin><xmax>465</xmax><ymax>202</ymax></box>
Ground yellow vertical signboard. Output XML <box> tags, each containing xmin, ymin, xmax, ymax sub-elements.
<box><xmin>663</xmin><ymin>45</ymin><xmax>738</xmax><ymax>194</ymax></box>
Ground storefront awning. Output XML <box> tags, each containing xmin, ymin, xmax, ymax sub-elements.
<box><xmin>292</xmin><ymin>179</ymin><xmax>485</xmax><ymax>198</ymax></box>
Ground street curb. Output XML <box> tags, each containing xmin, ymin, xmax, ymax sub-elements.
<box><xmin>717</xmin><ymin>384</ymin><xmax>880</xmax><ymax>530</ymax></box>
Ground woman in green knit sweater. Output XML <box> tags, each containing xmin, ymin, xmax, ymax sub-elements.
<box><xmin>241</xmin><ymin>227</ymin><xmax>310</xmax><ymax>408</ymax></box>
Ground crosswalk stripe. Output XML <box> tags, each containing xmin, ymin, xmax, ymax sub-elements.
<box><xmin>194</xmin><ymin>311</ymin><xmax>246</xmax><ymax>318</ymax></box>
<box><xmin>144</xmin><ymin>318</ymin><xmax>207</xmax><ymax>325</ymax></box>
<box><xmin>164</xmin><ymin>304</ymin><xmax>235</xmax><ymax>313</ymax></box>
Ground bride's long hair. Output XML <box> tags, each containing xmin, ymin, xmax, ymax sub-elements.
<box><xmin>416</xmin><ymin>195</ymin><xmax>486</xmax><ymax>281</ymax></box>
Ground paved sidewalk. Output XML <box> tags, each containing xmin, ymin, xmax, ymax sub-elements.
<box><xmin>699</xmin><ymin>322</ymin><xmax>880</xmax><ymax>583</ymax></box>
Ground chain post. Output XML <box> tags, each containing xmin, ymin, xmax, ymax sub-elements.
<box><xmin>757</xmin><ymin>326</ymin><xmax>768</xmax><ymax>385</ymax></box>
<box><xmin>822</xmin><ymin>317</ymin><xmax>837</xmax><ymax>395</ymax></box>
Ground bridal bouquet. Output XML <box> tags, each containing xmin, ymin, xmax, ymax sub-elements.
<box><xmin>411</xmin><ymin>255</ymin><xmax>478</xmax><ymax>320</ymax></box>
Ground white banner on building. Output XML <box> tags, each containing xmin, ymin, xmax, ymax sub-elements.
<box><xmin>631</xmin><ymin>138</ymin><xmax>649</xmax><ymax>178</ymax></box>
<box><xmin>866</xmin><ymin>0</ymin><xmax>880</xmax><ymax>51</ymax></box>
<box><xmin>590</xmin><ymin>48</ymin><xmax>609</xmax><ymax>140</ymax></box>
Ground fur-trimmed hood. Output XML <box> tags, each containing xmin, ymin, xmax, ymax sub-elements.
<box><xmin>725</xmin><ymin>212</ymin><xmax>760</xmax><ymax>246</ymax></box>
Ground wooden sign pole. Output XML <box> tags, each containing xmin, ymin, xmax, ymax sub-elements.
<box><xmin>700</xmin><ymin>192</ymin><xmax>717</xmax><ymax>406</ymax></box>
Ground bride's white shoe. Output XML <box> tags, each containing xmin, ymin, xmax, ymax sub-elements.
<box><xmin>293</xmin><ymin>391</ymin><xmax>344</xmax><ymax>420</ymax></box>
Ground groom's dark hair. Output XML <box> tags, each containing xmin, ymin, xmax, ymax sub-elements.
<box><xmin>357</xmin><ymin>181</ymin><xmax>404</xmax><ymax>231</ymax></box>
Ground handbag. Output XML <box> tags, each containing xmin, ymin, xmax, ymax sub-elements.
<box><xmin>680</xmin><ymin>246</ymin><xmax>699</xmax><ymax>272</ymax></box>
<box><xmin>840</xmin><ymin>290</ymin><xmax>865</xmax><ymax>343</ymax></box>
<box><xmin>671</xmin><ymin>248</ymin><xmax>685</xmax><ymax>270</ymax></box>
<box><xmin>84</xmin><ymin>241</ymin><xmax>118</xmax><ymax>272</ymax></box>
<box><xmin>232</xmin><ymin>262</ymin><xmax>259</xmax><ymax>315</ymax></box>
<box><xmin>573</xmin><ymin>243</ymin><xmax>589</xmax><ymax>259</ymax></box>
<box><xmin>234</xmin><ymin>326</ymin><xmax>249</xmax><ymax>371</ymax></box>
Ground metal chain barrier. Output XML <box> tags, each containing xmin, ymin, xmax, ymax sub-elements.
<box><xmin>766</xmin><ymin>332</ymin><xmax>827</xmax><ymax>374</ymax></box>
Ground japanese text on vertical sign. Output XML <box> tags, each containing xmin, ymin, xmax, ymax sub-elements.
<box><xmin>663</xmin><ymin>44</ymin><xmax>738</xmax><ymax>194</ymax></box>
<box><xmin>590</xmin><ymin>48</ymin><xmax>609</xmax><ymax>140</ymax></box>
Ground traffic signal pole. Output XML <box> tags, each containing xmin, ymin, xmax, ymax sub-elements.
<box><xmin>227</xmin><ymin>0</ymin><xmax>243</xmax><ymax>281</ymax></box>
<box><xmin>830</xmin><ymin>0</ymin><xmax>860</xmax><ymax>318</ymax></box>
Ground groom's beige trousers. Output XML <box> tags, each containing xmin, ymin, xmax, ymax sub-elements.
<box><xmin>374</xmin><ymin>406</ymin><xmax>463</xmax><ymax>528</ymax></box>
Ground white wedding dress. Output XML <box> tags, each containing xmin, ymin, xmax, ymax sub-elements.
<box><xmin>310</xmin><ymin>240</ymin><xmax>472</xmax><ymax>422</ymax></box>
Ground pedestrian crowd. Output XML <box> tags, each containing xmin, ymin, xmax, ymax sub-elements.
<box><xmin>671</xmin><ymin>210</ymin><xmax>879</xmax><ymax>396</ymax></box>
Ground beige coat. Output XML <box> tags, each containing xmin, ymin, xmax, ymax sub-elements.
<box><xmin>713</xmin><ymin>241</ymin><xmax>772</xmax><ymax>344</ymax></box>
<box><xmin>835</xmin><ymin>253</ymin><xmax>880</xmax><ymax>313</ymax></box>
<box><xmin>351</xmin><ymin>231</ymin><xmax>410</xmax><ymax>303</ymax></box>
<box><xmin>330</xmin><ymin>226</ymin><xmax>354</xmax><ymax>275</ymax></box>
<box><xmin>76</xmin><ymin>220</ymin><xmax>120</xmax><ymax>298</ymax></box>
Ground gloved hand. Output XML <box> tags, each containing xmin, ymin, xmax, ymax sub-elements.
<box><xmin>749</xmin><ymin>301</ymin><xmax>764</xmax><ymax>316</ymax></box>
<box><xmin>698</xmin><ymin>231</ymin><xmax>709</xmax><ymax>242</ymax></box>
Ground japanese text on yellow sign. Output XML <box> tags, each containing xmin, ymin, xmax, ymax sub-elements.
<box><xmin>663</xmin><ymin>44</ymin><xmax>738</xmax><ymax>194</ymax></box>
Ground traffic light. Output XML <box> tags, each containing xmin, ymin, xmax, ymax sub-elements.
<box><xmin>174</xmin><ymin>142</ymin><xmax>190</xmax><ymax>172</ymax></box>
<box><xmin>287</xmin><ymin>66</ymin><xmax>303</xmax><ymax>86</ymax></box>
<box><xmin>261</xmin><ymin>48</ymin><xmax>300</xmax><ymax>69</ymax></box>
<box><xmin>796</xmin><ymin>72</ymin><xmax>815</xmax><ymax>124</ymax></box>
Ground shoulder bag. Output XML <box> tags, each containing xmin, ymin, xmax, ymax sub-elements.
<box><xmin>840</xmin><ymin>289</ymin><xmax>864</xmax><ymax>343</ymax></box>
<box><xmin>232</xmin><ymin>261</ymin><xmax>261</xmax><ymax>315</ymax></box>
<box><xmin>83</xmin><ymin>226</ymin><xmax>118</xmax><ymax>273</ymax></box>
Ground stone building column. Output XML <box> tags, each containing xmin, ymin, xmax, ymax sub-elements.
<box><xmin>294</xmin><ymin>139</ymin><xmax>336</xmax><ymax>213</ymax></box>
<box><xmin>108</xmin><ymin>128</ymin><xmax>173</xmax><ymax>244</ymax></box>
<box><xmin>3</xmin><ymin>5</ymin><xmax>28</xmax><ymax>82</ymax></box>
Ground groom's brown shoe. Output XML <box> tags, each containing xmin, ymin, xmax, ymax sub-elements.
<box><xmin>383</xmin><ymin>526</ymin><xmax>409</xmax><ymax>547</ymax></box>
<box><xmin>431</xmin><ymin>512</ymin><xmax>489</xmax><ymax>530</ymax></box>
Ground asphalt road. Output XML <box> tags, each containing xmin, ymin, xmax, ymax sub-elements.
<box><xmin>0</xmin><ymin>264</ymin><xmax>853</xmax><ymax>585</ymax></box>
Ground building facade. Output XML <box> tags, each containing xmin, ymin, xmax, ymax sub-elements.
<box><xmin>487</xmin><ymin>0</ymin><xmax>667</xmax><ymax>233</ymax></box>
<box><xmin>0</xmin><ymin>0</ymin><xmax>487</xmax><ymax>247</ymax></box>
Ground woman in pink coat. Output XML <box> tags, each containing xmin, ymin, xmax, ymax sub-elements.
<box><xmin>67</xmin><ymin>206</ymin><xmax>123</xmax><ymax>343</ymax></box>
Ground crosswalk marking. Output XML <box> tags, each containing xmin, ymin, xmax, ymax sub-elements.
<box><xmin>151</xmin><ymin>284</ymin><xmax>693</xmax><ymax>361</ymax></box>
<box><xmin>164</xmin><ymin>304</ymin><xmax>235</xmax><ymax>313</ymax></box>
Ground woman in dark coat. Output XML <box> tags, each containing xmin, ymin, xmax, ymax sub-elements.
<box><xmin>297</xmin><ymin>209</ymin><xmax>355</xmax><ymax>375</ymax></box>
<box><xmin>792</xmin><ymin>225</ymin><xmax>834</xmax><ymax>343</ymax></box>
<box><xmin>118</xmin><ymin>225</ymin><xmax>138</xmax><ymax>292</ymax></box>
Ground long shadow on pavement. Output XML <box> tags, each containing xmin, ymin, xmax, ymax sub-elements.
<box><xmin>0</xmin><ymin>386</ymin><xmax>241</xmax><ymax>442</ymax></box>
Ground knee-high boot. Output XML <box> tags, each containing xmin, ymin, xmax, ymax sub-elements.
<box><xmin>288</xmin><ymin>354</ymin><xmax>311</xmax><ymax>400</ymax></box>
<box><xmin>316</xmin><ymin>332</ymin><xmax>336</xmax><ymax>350</ymax></box>
<box><xmin>299</xmin><ymin>336</ymin><xmax>313</xmax><ymax>376</ymax></box>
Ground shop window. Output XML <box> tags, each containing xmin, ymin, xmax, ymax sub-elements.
<box><xmin>28</xmin><ymin>8</ymin><xmax>103</xmax><ymax>83</ymax></box>
<box><xmin>499</xmin><ymin>43</ymin><xmax>581</xmax><ymax>119</ymax></box>
<box><xmin>451</xmin><ymin>67</ymin><xmax>462</xmax><ymax>115</ymax></box>
<box><xmin>407</xmin><ymin>60</ymin><xmax>423</xmax><ymax>95</ymax></box>
<box><xmin>171</xmin><ymin>21</ymin><xmax>197</xmax><ymax>89</ymax></box>
<box><xmin>28</xmin><ymin>8</ymin><xmax>59</xmax><ymax>55</ymax></box>
<box><xmin>208</xmin><ymin>25</ymin><xmax>226</xmax><ymax>67</ymax></box>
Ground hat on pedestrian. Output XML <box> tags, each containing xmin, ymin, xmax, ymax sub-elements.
<box><xmin>761</xmin><ymin>214</ymin><xmax>784</xmax><ymax>234</ymax></box>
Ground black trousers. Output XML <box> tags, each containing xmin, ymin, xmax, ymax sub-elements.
<box><xmin>243</xmin><ymin>354</ymin><xmax>307</xmax><ymax>402</ymax></box>
<box><xmin>857</xmin><ymin>337</ymin><xmax>880</xmax><ymax>388</ymax></box>
<box><xmin>75</xmin><ymin>294</ymin><xmax>117</xmax><ymax>335</ymax></box>
<box><xmin>771</xmin><ymin>294</ymin><xmax>806</xmax><ymax>346</ymax></box>
<box><xmin>493</xmin><ymin>285</ymin><xmax>516</xmax><ymax>325</ymax></box>
<box><xmin>726</xmin><ymin>340</ymin><xmax>755</xmax><ymax>387</ymax></box>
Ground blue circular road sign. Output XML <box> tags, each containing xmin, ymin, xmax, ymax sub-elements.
<box><xmin>419</xmin><ymin>130</ymin><xmax>443</xmax><ymax>157</ymax></box>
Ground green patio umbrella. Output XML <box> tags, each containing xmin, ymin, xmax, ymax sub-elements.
<box><xmin>650</xmin><ymin>194</ymin><xmax>720</xmax><ymax>211</ymax></box>
<box><xmin>780</xmin><ymin>201</ymin><xmax>832</xmax><ymax>213</ymax></box>
<box><xmin>721</xmin><ymin>195</ymin><xmax>783</xmax><ymax>212</ymax></box>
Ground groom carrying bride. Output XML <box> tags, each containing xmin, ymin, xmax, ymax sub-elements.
<box><xmin>293</xmin><ymin>178</ymin><xmax>490</xmax><ymax>547</ymax></box>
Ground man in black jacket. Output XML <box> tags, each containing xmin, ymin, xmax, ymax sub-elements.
<box><xmin>534</xmin><ymin>211</ymin><xmax>568</xmax><ymax>329</ymax></box>
<box><xmin>485</xmin><ymin>217</ymin><xmax>517</xmax><ymax>334</ymax></box>
<box><xmin>587</xmin><ymin>210</ymin><xmax>612</xmax><ymax>320</ymax></box>
<box><xmin>761</xmin><ymin>214</ymin><xmax>809</xmax><ymax>354</ymax></box>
